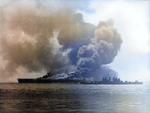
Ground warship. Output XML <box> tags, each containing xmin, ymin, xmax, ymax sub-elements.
<box><xmin>18</xmin><ymin>72</ymin><xmax>143</xmax><ymax>84</ymax></box>
<box><xmin>80</xmin><ymin>76</ymin><xmax>143</xmax><ymax>84</ymax></box>
<box><xmin>18</xmin><ymin>72</ymin><xmax>83</xmax><ymax>83</ymax></box>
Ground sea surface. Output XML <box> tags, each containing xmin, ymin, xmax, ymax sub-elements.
<box><xmin>0</xmin><ymin>83</ymin><xmax>150</xmax><ymax>113</ymax></box>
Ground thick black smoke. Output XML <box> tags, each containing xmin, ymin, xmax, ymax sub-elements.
<box><xmin>0</xmin><ymin>0</ymin><xmax>122</xmax><ymax>82</ymax></box>
<box><xmin>77</xmin><ymin>20</ymin><xmax>122</xmax><ymax>80</ymax></box>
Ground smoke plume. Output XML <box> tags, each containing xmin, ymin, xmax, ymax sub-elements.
<box><xmin>0</xmin><ymin>0</ymin><xmax>122</xmax><ymax>82</ymax></box>
<box><xmin>77</xmin><ymin>20</ymin><xmax>122</xmax><ymax>79</ymax></box>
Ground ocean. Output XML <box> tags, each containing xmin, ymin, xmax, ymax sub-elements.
<box><xmin>0</xmin><ymin>83</ymin><xmax>150</xmax><ymax>113</ymax></box>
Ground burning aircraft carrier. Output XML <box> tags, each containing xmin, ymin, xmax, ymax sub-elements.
<box><xmin>18</xmin><ymin>72</ymin><xmax>143</xmax><ymax>84</ymax></box>
<box><xmin>1</xmin><ymin>1</ymin><xmax>126</xmax><ymax>83</ymax></box>
<box><xmin>18</xmin><ymin>72</ymin><xmax>83</xmax><ymax>83</ymax></box>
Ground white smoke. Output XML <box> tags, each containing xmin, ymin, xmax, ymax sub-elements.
<box><xmin>0</xmin><ymin>0</ymin><xmax>122</xmax><ymax>82</ymax></box>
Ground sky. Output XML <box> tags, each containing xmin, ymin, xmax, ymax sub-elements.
<box><xmin>0</xmin><ymin>0</ymin><xmax>149</xmax><ymax>82</ymax></box>
<box><xmin>78</xmin><ymin>0</ymin><xmax>150</xmax><ymax>81</ymax></box>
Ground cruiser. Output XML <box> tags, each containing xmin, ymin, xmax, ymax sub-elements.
<box><xmin>80</xmin><ymin>77</ymin><xmax>143</xmax><ymax>84</ymax></box>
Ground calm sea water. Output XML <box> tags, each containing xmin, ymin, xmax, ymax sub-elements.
<box><xmin>0</xmin><ymin>83</ymin><xmax>150</xmax><ymax>113</ymax></box>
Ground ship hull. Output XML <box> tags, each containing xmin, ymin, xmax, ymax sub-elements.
<box><xmin>18</xmin><ymin>78</ymin><xmax>81</xmax><ymax>83</ymax></box>
<box><xmin>18</xmin><ymin>79</ymin><xmax>143</xmax><ymax>84</ymax></box>
<box><xmin>80</xmin><ymin>82</ymin><xmax>143</xmax><ymax>85</ymax></box>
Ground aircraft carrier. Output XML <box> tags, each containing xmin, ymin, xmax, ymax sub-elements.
<box><xmin>18</xmin><ymin>72</ymin><xmax>83</xmax><ymax>83</ymax></box>
<box><xmin>18</xmin><ymin>72</ymin><xmax>143</xmax><ymax>84</ymax></box>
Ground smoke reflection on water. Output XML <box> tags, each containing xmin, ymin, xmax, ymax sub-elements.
<box><xmin>0</xmin><ymin>83</ymin><xmax>150</xmax><ymax>113</ymax></box>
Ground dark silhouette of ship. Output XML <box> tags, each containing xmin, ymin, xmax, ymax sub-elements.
<box><xmin>80</xmin><ymin>76</ymin><xmax>143</xmax><ymax>84</ymax></box>
<box><xmin>18</xmin><ymin>72</ymin><xmax>83</xmax><ymax>83</ymax></box>
<box><xmin>18</xmin><ymin>72</ymin><xmax>143</xmax><ymax>84</ymax></box>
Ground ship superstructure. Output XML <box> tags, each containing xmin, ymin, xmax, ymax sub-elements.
<box><xmin>80</xmin><ymin>76</ymin><xmax>143</xmax><ymax>84</ymax></box>
<box><xmin>18</xmin><ymin>72</ymin><xmax>143</xmax><ymax>84</ymax></box>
